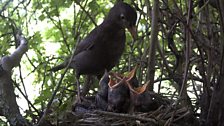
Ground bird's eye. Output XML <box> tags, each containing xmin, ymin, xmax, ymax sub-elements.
<box><xmin>120</xmin><ymin>14</ymin><xmax>125</xmax><ymax>20</ymax></box>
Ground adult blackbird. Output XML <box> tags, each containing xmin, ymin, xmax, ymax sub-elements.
<box><xmin>50</xmin><ymin>1</ymin><xmax>137</xmax><ymax>101</ymax></box>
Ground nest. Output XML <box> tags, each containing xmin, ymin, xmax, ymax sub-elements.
<box><xmin>54</xmin><ymin>94</ymin><xmax>199</xmax><ymax>126</ymax></box>
<box><xmin>49</xmin><ymin>67</ymin><xmax>199</xmax><ymax>126</ymax></box>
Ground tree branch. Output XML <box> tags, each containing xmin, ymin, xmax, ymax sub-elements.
<box><xmin>0</xmin><ymin>30</ymin><xmax>29</xmax><ymax>126</ymax></box>
<box><xmin>147</xmin><ymin>0</ymin><xmax>159</xmax><ymax>91</ymax></box>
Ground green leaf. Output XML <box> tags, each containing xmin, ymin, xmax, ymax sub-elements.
<box><xmin>140</xmin><ymin>18</ymin><xmax>147</xmax><ymax>24</ymax></box>
<box><xmin>38</xmin><ymin>14</ymin><xmax>46</xmax><ymax>21</ymax></box>
<box><xmin>88</xmin><ymin>1</ymin><xmax>98</xmax><ymax>11</ymax></box>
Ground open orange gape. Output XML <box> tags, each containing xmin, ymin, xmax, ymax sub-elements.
<box><xmin>97</xmin><ymin>66</ymin><xmax>159</xmax><ymax>113</ymax></box>
<box><xmin>107</xmin><ymin>70</ymin><xmax>130</xmax><ymax>113</ymax></box>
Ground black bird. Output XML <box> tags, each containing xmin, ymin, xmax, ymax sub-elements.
<box><xmin>127</xmin><ymin>82</ymin><xmax>159</xmax><ymax>112</ymax></box>
<box><xmin>107</xmin><ymin>76</ymin><xmax>130</xmax><ymax>113</ymax></box>
<box><xmin>50</xmin><ymin>1</ymin><xmax>137</xmax><ymax>102</ymax></box>
<box><xmin>107</xmin><ymin>66</ymin><xmax>137</xmax><ymax>112</ymax></box>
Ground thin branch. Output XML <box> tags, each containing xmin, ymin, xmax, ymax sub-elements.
<box><xmin>19</xmin><ymin>65</ymin><xmax>30</xmax><ymax>111</ymax></box>
<box><xmin>147</xmin><ymin>0</ymin><xmax>159</xmax><ymax>90</ymax></box>
<box><xmin>0</xmin><ymin>0</ymin><xmax>13</xmax><ymax>15</ymax></box>
<box><xmin>74</xmin><ymin>0</ymin><xmax>97</xmax><ymax>27</ymax></box>
<box><xmin>37</xmin><ymin>38</ymin><xmax>81</xmax><ymax>126</ymax></box>
<box><xmin>42</xmin><ymin>8</ymin><xmax>71</xmax><ymax>53</ymax></box>
<box><xmin>177</xmin><ymin>0</ymin><xmax>193</xmax><ymax>107</ymax></box>
<box><xmin>95</xmin><ymin>110</ymin><xmax>158</xmax><ymax>125</ymax></box>
<box><xmin>13</xmin><ymin>80</ymin><xmax>41</xmax><ymax>117</ymax></box>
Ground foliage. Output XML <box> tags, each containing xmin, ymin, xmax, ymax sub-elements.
<box><xmin>0</xmin><ymin>0</ymin><xmax>224</xmax><ymax>125</ymax></box>
<box><xmin>0</xmin><ymin>117</ymin><xmax>7</xmax><ymax>125</ymax></box>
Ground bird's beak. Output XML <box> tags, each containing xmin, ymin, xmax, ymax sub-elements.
<box><xmin>128</xmin><ymin>26</ymin><xmax>137</xmax><ymax>40</ymax></box>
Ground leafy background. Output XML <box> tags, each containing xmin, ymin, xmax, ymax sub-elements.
<box><xmin>1</xmin><ymin>0</ymin><xmax>223</xmax><ymax>125</ymax></box>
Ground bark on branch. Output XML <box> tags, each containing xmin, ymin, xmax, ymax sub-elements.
<box><xmin>0</xmin><ymin>32</ymin><xmax>29</xmax><ymax>126</ymax></box>
<box><xmin>147</xmin><ymin>0</ymin><xmax>159</xmax><ymax>91</ymax></box>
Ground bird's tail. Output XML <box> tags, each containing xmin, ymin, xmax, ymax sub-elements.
<box><xmin>48</xmin><ymin>62</ymin><xmax>68</xmax><ymax>72</ymax></box>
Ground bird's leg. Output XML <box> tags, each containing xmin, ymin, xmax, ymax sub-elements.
<box><xmin>81</xmin><ymin>75</ymin><xmax>93</xmax><ymax>96</ymax></box>
<box><xmin>75</xmin><ymin>74</ymin><xmax>81</xmax><ymax>103</ymax></box>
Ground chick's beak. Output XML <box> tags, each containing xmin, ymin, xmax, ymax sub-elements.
<box><xmin>128</xmin><ymin>26</ymin><xmax>137</xmax><ymax>40</ymax></box>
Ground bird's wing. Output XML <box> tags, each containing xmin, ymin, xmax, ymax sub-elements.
<box><xmin>74</xmin><ymin>27</ymin><xmax>100</xmax><ymax>55</ymax></box>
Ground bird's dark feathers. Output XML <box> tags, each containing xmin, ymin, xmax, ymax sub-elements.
<box><xmin>74</xmin><ymin>1</ymin><xmax>137</xmax><ymax>55</ymax></box>
<box><xmin>50</xmin><ymin>1</ymin><xmax>137</xmax><ymax>78</ymax></box>
<box><xmin>73</xmin><ymin>28</ymin><xmax>99</xmax><ymax>55</ymax></box>
<box><xmin>108</xmin><ymin>1</ymin><xmax>137</xmax><ymax>26</ymax></box>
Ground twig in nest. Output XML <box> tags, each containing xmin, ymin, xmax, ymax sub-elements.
<box><xmin>94</xmin><ymin>110</ymin><xmax>158</xmax><ymax>125</ymax></box>
<box><xmin>149</xmin><ymin>105</ymin><xmax>164</xmax><ymax>117</ymax></box>
<box><xmin>173</xmin><ymin>110</ymin><xmax>191</xmax><ymax>122</ymax></box>
<box><xmin>163</xmin><ymin>107</ymin><xmax>188</xmax><ymax>119</ymax></box>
